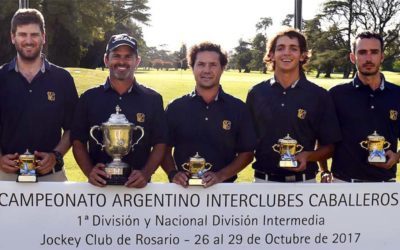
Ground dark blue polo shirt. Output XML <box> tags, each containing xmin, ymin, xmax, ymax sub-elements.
<box><xmin>0</xmin><ymin>57</ymin><xmax>78</xmax><ymax>154</ymax></box>
<box><xmin>246</xmin><ymin>75</ymin><xmax>342</xmax><ymax>176</ymax></box>
<box><xmin>71</xmin><ymin>79</ymin><xmax>167</xmax><ymax>170</ymax></box>
<box><xmin>330</xmin><ymin>74</ymin><xmax>400</xmax><ymax>181</ymax></box>
<box><xmin>166</xmin><ymin>88</ymin><xmax>256</xmax><ymax>182</ymax></box>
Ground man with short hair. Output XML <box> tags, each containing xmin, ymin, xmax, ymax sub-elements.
<box><xmin>162</xmin><ymin>42</ymin><xmax>256</xmax><ymax>188</ymax></box>
<box><xmin>246</xmin><ymin>28</ymin><xmax>341</xmax><ymax>183</ymax></box>
<box><xmin>0</xmin><ymin>8</ymin><xmax>78</xmax><ymax>181</ymax></box>
<box><xmin>330</xmin><ymin>31</ymin><xmax>400</xmax><ymax>182</ymax></box>
<box><xmin>71</xmin><ymin>34</ymin><xmax>167</xmax><ymax>188</ymax></box>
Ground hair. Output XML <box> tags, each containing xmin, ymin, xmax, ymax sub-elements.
<box><xmin>11</xmin><ymin>8</ymin><xmax>45</xmax><ymax>34</ymax></box>
<box><xmin>352</xmin><ymin>31</ymin><xmax>384</xmax><ymax>53</ymax></box>
<box><xmin>188</xmin><ymin>41</ymin><xmax>228</xmax><ymax>68</ymax></box>
<box><xmin>264</xmin><ymin>28</ymin><xmax>309</xmax><ymax>71</ymax></box>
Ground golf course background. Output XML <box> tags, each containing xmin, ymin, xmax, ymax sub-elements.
<box><xmin>64</xmin><ymin>68</ymin><xmax>400</xmax><ymax>182</ymax></box>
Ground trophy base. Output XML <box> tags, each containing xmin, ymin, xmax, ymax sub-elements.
<box><xmin>17</xmin><ymin>175</ymin><xmax>38</xmax><ymax>183</ymax></box>
<box><xmin>105</xmin><ymin>162</ymin><xmax>131</xmax><ymax>185</ymax></box>
<box><xmin>279</xmin><ymin>160</ymin><xmax>298</xmax><ymax>168</ymax></box>
<box><xmin>368</xmin><ymin>156</ymin><xmax>386</xmax><ymax>163</ymax></box>
<box><xmin>188</xmin><ymin>178</ymin><xmax>203</xmax><ymax>186</ymax></box>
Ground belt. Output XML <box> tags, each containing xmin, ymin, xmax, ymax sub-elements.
<box><xmin>333</xmin><ymin>174</ymin><xmax>396</xmax><ymax>183</ymax></box>
<box><xmin>254</xmin><ymin>170</ymin><xmax>315</xmax><ymax>182</ymax></box>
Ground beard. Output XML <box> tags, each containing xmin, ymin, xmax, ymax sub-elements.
<box><xmin>358</xmin><ymin>63</ymin><xmax>380</xmax><ymax>76</ymax></box>
<box><xmin>15</xmin><ymin>43</ymin><xmax>42</xmax><ymax>61</ymax></box>
<box><xmin>109</xmin><ymin>64</ymin><xmax>134</xmax><ymax>80</ymax></box>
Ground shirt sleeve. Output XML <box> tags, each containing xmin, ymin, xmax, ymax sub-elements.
<box><xmin>62</xmin><ymin>73</ymin><xmax>79</xmax><ymax>131</ymax></box>
<box><xmin>70</xmin><ymin>93</ymin><xmax>90</xmax><ymax>144</ymax></box>
<box><xmin>148</xmin><ymin>94</ymin><xmax>168</xmax><ymax>146</ymax></box>
<box><xmin>316</xmin><ymin>90</ymin><xmax>342</xmax><ymax>145</ymax></box>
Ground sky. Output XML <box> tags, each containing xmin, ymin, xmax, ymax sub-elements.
<box><xmin>142</xmin><ymin>0</ymin><xmax>326</xmax><ymax>52</ymax></box>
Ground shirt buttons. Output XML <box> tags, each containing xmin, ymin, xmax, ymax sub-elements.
<box><xmin>281</xmin><ymin>103</ymin><xmax>285</xmax><ymax>107</ymax></box>
<box><xmin>205</xmin><ymin>117</ymin><xmax>208</xmax><ymax>121</ymax></box>
<box><xmin>370</xmin><ymin>94</ymin><xmax>374</xmax><ymax>98</ymax></box>
<box><xmin>29</xmin><ymin>90</ymin><xmax>32</xmax><ymax>93</ymax></box>
<box><xmin>283</xmin><ymin>91</ymin><xmax>286</xmax><ymax>95</ymax></box>
<box><xmin>371</xmin><ymin>105</ymin><xmax>375</xmax><ymax>109</ymax></box>
<box><xmin>119</xmin><ymin>97</ymin><xmax>122</xmax><ymax>100</ymax></box>
<box><xmin>206</xmin><ymin>106</ymin><xmax>209</xmax><ymax>109</ymax></box>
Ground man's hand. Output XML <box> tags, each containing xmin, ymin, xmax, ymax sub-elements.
<box><xmin>371</xmin><ymin>150</ymin><xmax>400</xmax><ymax>170</ymax></box>
<box><xmin>171</xmin><ymin>171</ymin><xmax>190</xmax><ymax>188</ymax></box>
<box><xmin>88</xmin><ymin>163</ymin><xmax>108</xmax><ymax>187</ymax></box>
<box><xmin>0</xmin><ymin>153</ymin><xmax>19</xmax><ymax>174</ymax></box>
<box><xmin>202</xmin><ymin>171</ymin><xmax>223</xmax><ymax>188</ymax></box>
<box><xmin>286</xmin><ymin>151</ymin><xmax>311</xmax><ymax>172</ymax></box>
<box><xmin>34</xmin><ymin>151</ymin><xmax>56</xmax><ymax>175</ymax></box>
<box><xmin>125</xmin><ymin>170</ymin><xmax>149</xmax><ymax>188</ymax></box>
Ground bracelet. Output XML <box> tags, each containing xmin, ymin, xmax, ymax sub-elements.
<box><xmin>168</xmin><ymin>170</ymin><xmax>178</xmax><ymax>182</ymax></box>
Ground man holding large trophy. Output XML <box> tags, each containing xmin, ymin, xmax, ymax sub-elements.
<box><xmin>161</xmin><ymin>42</ymin><xmax>256</xmax><ymax>188</ymax></box>
<box><xmin>71</xmin><ymin>34</ymin><xmax>167</xmax><ymax>187</ymax></box>
<box><xmin>246</xmin><ymin>29</ymin><xmax>341</xmax><ymax>183</ymax></box>
<box><xmin>330</xmin><ymin>32</ymin><xmax>400</xmax><ymax>182</ymax></box>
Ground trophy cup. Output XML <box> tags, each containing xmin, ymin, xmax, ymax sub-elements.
<box><xmin>181</xmin><ymin>152</ymin><xmax>212</xmax><ymax>186</ymax></box>
<box><xmin>360</xmin><ymin>131</ymin><xmax>391</xmax><ymax>163</ymax></box>
<box><xmin>16</xmin><ymin>149</ymin><xmax>38</xmax><ymax>183</ymax></box>
<box><xmin>272</xmin><ymin>134</ymin><xmax>304</xmax><ymax>167</ymax></box>
<box><xmin>90</xmin><ymin>106</ymin><xmax>144</xmax><ymax>185</ymax></box>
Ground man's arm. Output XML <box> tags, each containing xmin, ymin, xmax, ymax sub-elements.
<box><xmin>292</xmin><ymin>144</ymin><xmax>334</xmax><ymax>173</ymax></box>
<box><xmin>161</xmin><ymin>146</ymin><xmax>190</xmax><ymax>187</ymax></box>
<box><xmin>73</xmin><ymin>140</ymin><xmax>108</xmax><ymax>187</ymax></box>
<box><xmin>34</xmin><ymin>130</ymin><xmax>72</xmax><ymax>175</ymax></box>
<box><xmin>202</xmin><ymin>151</ymin><xmax>254</xmax><ymax>188</ymax></box>
<box><xmin>125</xmin><ymin>143</ymin><xmax>166</xmax><ymax>188</ymax></box>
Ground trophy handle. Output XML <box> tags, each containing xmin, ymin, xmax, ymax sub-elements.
<box><xmin>295</xmin><ymin>144</ymin><xmax>304</xmax><ymax>154</ymax></box>
<box><xmin>89</xmin><ymin>125</ymin><xmax>105</xmax><ymax>150</ymax></box>
<box><xmin>204</xmin><ymin>162</ymin><xmax>213</xmax><ymax>171</ymax></box>
<box><xmin>272</xmin><ymin>144</ymin><xmax>280</xmax><ymax>153</ymax></box>
<box><xmin>383</xmin><ymin>141</ymin><xmax>391</xmax><ymax>150</ymax></box>
<box><xmin>181</xmin><ymin>163</ymin><xmax>190</xmax><ymax>172</ymax></box>
<box><xmin>131</xmin><ymin>126</ymin><xmax>144</xmax><ymax>151</ymax></box>
<box><xmin>359</xmin><ymin>140</ymin><xmax>368</xmax><ymax>150</ymax></box>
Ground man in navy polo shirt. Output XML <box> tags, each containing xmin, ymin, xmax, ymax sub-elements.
<box><xmin>161</xmin><ymin>42</ymin><xmax>256</xmax><ymax>188</ymax></box>
<box><xmin>71</xmin><ymin>34</ymin><xmax>167</xmax><ymax>188</ymax></box>
<box><xmin>330</xmin><ymin>32</ymin><xmax>400</xmax><ymax>182</ymax></box>
<box><xmin>246</xmin><ymin>28</ymin><xmax>341</xmax><ymax>183</ymax></box>
<box><xmin>0</xmin><ymin>9</ymin><xmax>78</xmax><ymax>181</ymax></box>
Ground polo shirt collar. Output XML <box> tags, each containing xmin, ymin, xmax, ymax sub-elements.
<box><xmin>103</xmin><ymin>77</ymin><xmax>140</xmax><ymax>94</ymax></box>
<box><xmin>269</xmin><ymin>73</ymin><xmax>304</xmax><ymax>88</ymax></box>
<box><xmin>8</xmin><ymin>54</ymin><xmax>49</xmax><ymax>73</ymax></box>
<box><xmin>352</xmin><ymin>74</ymin><xmax>385</xmax><ymax>91</ymax></box>
<box><xmin>189</xmin><ymin>86</ymin><xmax>226</xmax><ymax>102</ymax></box>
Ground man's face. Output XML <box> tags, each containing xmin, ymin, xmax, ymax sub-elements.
<box><xmin>193</xmin><ymin>51</ymin><xmax>224</xmax><ymax>89</ymax></box>
<box><xmin>11</xmin><ymin>23</ymin><xmax>45</xmax><ymax>61</ymax></box>
<box><xmin>350</xmin><ymin>38</ymin><xmax>383</xmax><ymax>77</ymax></box>
<box><xmin>270</xmin><ymin>35</ymin><xmax>305</xmax><ymax>73</ymax></box>
<box><xmin>104</xmin><ymin>45</ymin><xmax>140</xmax><ymax>81</ymax></box>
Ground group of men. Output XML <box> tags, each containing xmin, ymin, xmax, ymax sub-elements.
<box><xmin>1</xmin><ymin>8</ymin><xmax>399</xmax><ymax>187</ymax></box>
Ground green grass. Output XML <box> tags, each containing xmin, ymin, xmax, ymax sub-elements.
<box><xmin>64</xmin><ymin>68</ymin><xmax>400</xmax><ymax>182</ymax></box>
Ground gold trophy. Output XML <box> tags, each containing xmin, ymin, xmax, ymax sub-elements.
<box><xmin>181</xmin><ymin>152</ymin><xmax>212</xmax><ymax>186</ymax></box>
<box><xmin>272</xmin><ymin>134</ymin><xmax>304</xmax><ymax>167</ymax></box>
<box><xmin>16</xmin><ymin>149</ymin><xmax>38</xmax><ymax>183</ymax></box>
<box><xmin>90</xmin><ymin>106</ymin><xmax>144</xmax><ymax>185</ymax></box>
<box><xmin>360</xmin><ymin>131</ymin><xmax>391</xmax><ymax>163</ymax></box>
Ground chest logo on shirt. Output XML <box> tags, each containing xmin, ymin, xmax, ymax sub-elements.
<box><xmin>47</xmin><ymin>91</ymin><xmax>56</xmax><ymax>101</ymax></box>
<box><xmin>297</xmin><ymin>109</ymin><xmax>307</xmax><ymax>119</ymax></box>
<box><xmin>390</xmin><ymin>110</ymin><xmax>398</xmax><ymax>121</ymax></box>
<box><xmin>222</xmin><ymin>120</ymin><xmax>231</xmax><ymax>130</ymax></box>
<box><xmin>136</xmin><ymin>113</ymin><xmax>145</xmax><ymax>123</ymax></box>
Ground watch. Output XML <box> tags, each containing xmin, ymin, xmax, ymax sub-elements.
<box><xmin>52</xmin><ymin>150</ymin><xmax>64</xmax><ymax>168</ymax></box>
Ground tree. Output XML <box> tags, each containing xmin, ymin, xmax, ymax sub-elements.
<box><xmin>250</xmin><ymin>33</ymin><xmax>267</xmax><ymax>73</ymax></box>
<box><xmin>231</xmin><ymin>39</ymin><xmax>252</xmax><ymax>73</ymax></box>
<box><xmin>255</xmin><ymin>17</ymin><xmax>273</xmax><ymax>36</ymax></box>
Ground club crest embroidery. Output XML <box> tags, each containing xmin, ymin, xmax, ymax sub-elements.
<box><xmin>136</xmin><ymin>113</ymin><xmax>145</xmax><ymax>123</ymax></box>
<box><xmin>297</xmin><ymin>109</ymin><xmax>307</xmax><ymax>119</ymax></box>
<box><xmin>47</xmin><ymin>91</ymin><xmax>56</xmax><ymax>101</ymax></box>
<box><xmin>222</xmin><ymin>120</ymin><xmax>231</xmax><ymax>130</ymax></box>
<box><xmin>390</xmin><ymin>110</ymin><xmax>398</xmax><ymax>121</ymax></box>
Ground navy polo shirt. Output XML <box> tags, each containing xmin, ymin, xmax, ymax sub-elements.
<box><xmin>330</xmin><ymin>75</ymin><xmax>400</xmax><ymax>181</ymax></box>
<box><xmin>166</xmin><ymin>88</ymin><xmax>256</xmax><ymax>181</ymax></box>
<box><xmin>0</xmin><ymin>57</ymin><xmax>78</xmax><ymax>154</ymax></box>
<box><xmin>71</xmin><ymin>79</ymin><xmax>167</xmax><ymax>170</ymax></box>
<box><xmin>246</xmin><ymin>75</ymin><xmax>342</xmax><ymax>176</ymax></box>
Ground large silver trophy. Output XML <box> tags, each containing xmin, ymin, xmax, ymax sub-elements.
<box><xmin>90</xmin><ymin>106</ymin><xmax>144</xmax><ymax>185</ymax></box>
